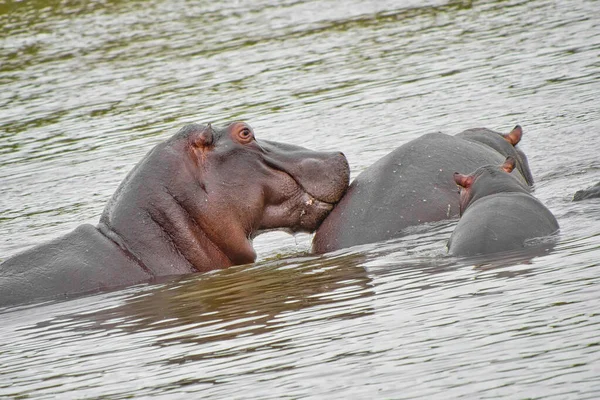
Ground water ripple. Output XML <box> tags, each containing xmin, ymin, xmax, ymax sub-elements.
<box><xmin>2</xmin><ymin>0</ymin><xmax>600</xmax><ymax>398</ymax></box>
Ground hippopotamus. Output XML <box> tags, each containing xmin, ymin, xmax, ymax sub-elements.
<box><xmin>448</xmin><ymin>157</ymin><xmax>559</xmax><ymax>256</ymax></box>
<box><xmin>312</xmin><ymin>126</ymin><xmax>533</xmax><ymax>253</ymax></box>
<box><xmin>573</xmin><ymin>181</ymin><xmax>600</xmax><ymax>201</ymax></box>
<box><xmin>0</xmin><ymin>122</ymin><xmax>350</xmax><ymax>306</ymax></box>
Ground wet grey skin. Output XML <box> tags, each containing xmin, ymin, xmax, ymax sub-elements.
<box><xmin>0</xmin><ymin>122</ymin><xmax>350</xmax><ymax>307</ymax></box>
<box><xmin>312</xmin><ymin>126</ymin><xmax>533</xmax><ymax>253</ymax></box>
<box><xmin>448</xmin><ymin>157</ymin><xmax>559</xmax><ymax>257</ymax></box>
<box><xmin>573</xmin><ymin>181</ymin><xmax>600</xmax><ymax>201</ymax></box>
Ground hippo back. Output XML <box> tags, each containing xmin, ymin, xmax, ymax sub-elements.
<box><xmin>457</xmin><ymin>127</ymin><xmax>534</xmax><ymax>186</ymax></box>
<box><xmin>573</xmin><ymin>181</ymin><xmax>600</xmax><ymax>201</ymax></box>
<box><xmin>448</xmin><ymin>192</ymin><xmax>559</xmax><ymax>257</ymax></box>
<box><xmin>0</xmin><ymin>225</ymin><xmax>149</xmax><ymax>307</ymax></box>
<box><xmin>313</xmin><ymin>132</ymin><xmax>531</xmax><ymax>253</ymax></box>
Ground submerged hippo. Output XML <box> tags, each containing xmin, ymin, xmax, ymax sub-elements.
<box><xmin>312</xmin><ymin>126</ymin><xmax>533</xmax><ymax>253</ymax></box>
<box><xmin>573</xmin><ymin>181</ymin><xmax>600</xmax><ymax>201</ymax></box>
<box><xmin>448</xmin><ymin>157</ymin><xmax>559</xmax><ymax>256</ymax></box>
<box><xmin>0</xmin><ymin>122</ymin><xmax>350</xmax><ymax>306</ymax></box>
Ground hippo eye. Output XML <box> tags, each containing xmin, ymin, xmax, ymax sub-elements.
<box><xmin>237</xmin><ymin>127</ymin><xmax>254</xmax><ymax>143</ymax></box>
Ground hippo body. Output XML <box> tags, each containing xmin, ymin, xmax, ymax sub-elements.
<box><xmin>448</xmin><ymin>158</ymin><xmax>558</xmax><ymax>257</ymax></box>
<box><xmin>573</xmin><ymin>181</ymin><xmax>600</xmax><ymax>201</ymax></box>
<box><xmin>0</xmin><ymin>225</ymin><xmax>150</xmax><ymax>306</ymax></box>
<box><xmin>312</xmin><ymin>127</ymin><xmax>533</xmax><ymax>253</ymax></box>
<box><xmin>0</xmin><ymin>122</ymin><xmax>350</xmax><ymax>306</ymax></box>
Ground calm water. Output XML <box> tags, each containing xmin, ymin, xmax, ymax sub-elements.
<box><xmin>1</xmin><ymin>0</ymin><xmax>600</xmax><ymax>398</ymax></box>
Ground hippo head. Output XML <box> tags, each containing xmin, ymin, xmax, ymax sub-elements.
<box><xmin>185</xmin><ymin>122</ymin><xmax>350</xmax><ymax>232</ymax></box>
<box><xmin>101</xmin><ymin>122</ymin><xmax>350</xmax><ymax>269</ymax></box>
<box><xmin>454</xmin><ymin>156</ymin><xmax>530</xmax><ymax>215</ymax></box>
<box><xmin>458</xmin><ymin>125</ymin><xmax>534</xmax><ymax>186</ymax></box>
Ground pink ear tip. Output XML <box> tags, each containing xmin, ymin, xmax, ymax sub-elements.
<box><xmin>454</xmin><ymin>173</ymin><xmax>468</xmax><ymax>187</ymax></box>
<box><xmin>504</xmin><ymin>125</ymin><xmax>523</xmax><ymax>146</ymax></box>
<box><xmin>502</xmin><ymin>156</ymin><xmax>516</xmax><ymax>173</ymax></box>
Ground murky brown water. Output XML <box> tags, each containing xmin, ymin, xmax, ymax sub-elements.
<box><xmin>1</xmin><ymin>0</ymin><xmax>600</xmax><ymax>398</ymax></box>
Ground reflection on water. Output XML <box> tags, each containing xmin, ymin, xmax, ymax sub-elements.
<box><xmin>3</xmin><ymin>254</ymin><xmax>375</xmax><ymax>397</ymax></box>
<box><xmin>59</xmin><ymin>253</ymin><xmax>373</xmax><ymax>342</ymax></box>
<box><xmin>1</xmin><ymin>0</ymin><xmax>600</xmax><ymax>398</ymax></box>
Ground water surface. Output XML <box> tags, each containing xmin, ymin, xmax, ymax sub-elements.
<box><xmin>1</xmin><ymin>0</ymin><xmax>600</xmax><ymax>398</ymax></box>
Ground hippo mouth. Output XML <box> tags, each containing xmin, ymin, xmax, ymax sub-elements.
<box><xmin>280</xmin><ymin>189</ymin><xmax>337</xmax><ymax>233</ymax></box>
<box><xmin>287</xmin><ymin>174</ymin><xmax>342</xmax><ymax>215</ymax></box>
<box><xmin>302</xmin><ymin>192</ymin><xmax>336</xmax><ymax>211</ymax></box>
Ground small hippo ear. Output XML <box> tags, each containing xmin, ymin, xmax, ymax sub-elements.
<box><xmin>502</xmin><ymin>156</ymin><xmax>516</xmax><ymax>173</ymax></box>
<box><xmin>454</xmin><ymin>172</ymin><xmax>473</xmax><ymax>188</ymax></box>
<box><xmin>192</xmin><ymin>124</ymin><xmax>214</xmax><ymax>148</ymax></box>
<box><xmin>502</xmin><ymin>125</ymin><xmax>522</xmax><ymax>146</ymax></box>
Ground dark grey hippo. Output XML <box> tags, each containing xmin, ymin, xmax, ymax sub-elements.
<box><xmin>573</xmin><ymin>182</ymin><xmax>600</xmax><ymax>201</ymax></box>
<box><xmin>312</xmin><ymin>126</ymin><xmax>533</xmax><ymax>253</ymax></box>
<box><xmin>448</xmin><ymin>157</ymin><xmax>559</xmax><ymax>257</ymax></box>
<box><xmin>0</xmin><ymin>122</ymin><xmax>350</xmax><ymax>307</ymax></box>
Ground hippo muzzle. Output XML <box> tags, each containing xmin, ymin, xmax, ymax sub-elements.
<box><xmin>255</xmin><ymin>139</ymin><xmax>350</xmax><ymax>234</ymax></box>
<box><xmin>260</xmin><ymin>139</ymin><xmax>350</xmax><ymax>205</ymax></box>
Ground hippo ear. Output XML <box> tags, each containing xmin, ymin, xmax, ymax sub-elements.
<box><xmin>192</xmin><ymin>124</ymin><xmax>214</xmax><ymax>148</ymax></box>
<box><xmin>502</xmin><ymin>125</ymin><xmax>522</xmax><ymax>146</ymax></box>
<box><xmin>502</xmin><ymin>156</ymin><xmax>516</xmax><ymax>173</ymax></box>
<box><xmin>454</xmin><ymin>172</ymin><xmax>474</xmax><ymax>188</ymax></box>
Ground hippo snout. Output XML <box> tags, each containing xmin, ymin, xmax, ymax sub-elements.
<box><xmin>299</xmin><ymin>151</ymin><xmax>350</xmax><ymax>204</ymax></box>
<box><xmin>260</xmin><ymin>140</ymin><xmax>350</xmax><ymax>205</ymax></box>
